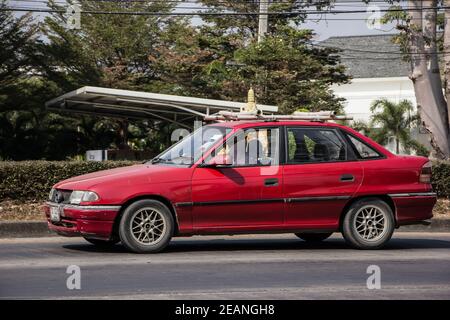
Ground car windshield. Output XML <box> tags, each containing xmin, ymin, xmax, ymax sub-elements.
<box><xmin>150</xmin><ymin>126</ymin><xmax>231</xmax><ymax>166</ymax></box>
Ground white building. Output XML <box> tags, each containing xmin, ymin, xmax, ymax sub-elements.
<box><xmin>332</xmin><ymin>77</ymin><xmax>416</xmax><ymax>123</ymax></box>
<box><xmin>322</xmin><ymin>34</ymin><xmax>430</xmax><ymax>152</ymax></box>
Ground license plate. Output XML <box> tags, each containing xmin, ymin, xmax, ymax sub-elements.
<box><xmin>50</xmin><ymin>206</ymin><xmax>61</xmax><ymax>222</ymax></box>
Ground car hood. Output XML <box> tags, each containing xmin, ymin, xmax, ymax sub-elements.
<box><xmin>54</xmin><ymin>164</ymin><xmax>191</xmax><ymax>190</ymax></box>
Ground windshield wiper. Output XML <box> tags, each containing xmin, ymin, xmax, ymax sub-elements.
<box><xmin>151</xmin><ymin>156</ymin><xmax>191</xmax><ymax>165</ymax></box>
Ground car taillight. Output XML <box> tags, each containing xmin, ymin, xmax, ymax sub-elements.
<box><xmin>419</xmin><ymin>161</ymin><xmax>432</xmax><ymax>183</ymax></box>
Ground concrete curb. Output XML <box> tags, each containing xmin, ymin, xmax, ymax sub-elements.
<box><xmin>0</xmin><ymin>219</ymin><xmax>449</xmax><ymax>238</ymax></box>
<box><xmin>400</xmin><ymin>219</ymin><xmax>450</xmax><ymax>232</ymax></box>
<box><xmin>0</xmin><ymin>221</ymin><xmax>55</xmax><ymax>238</ymax></box>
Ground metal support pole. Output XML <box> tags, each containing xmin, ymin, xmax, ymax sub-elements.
<box><xmin>258</xmin><ymin>0</ymin><xmax>269</xmax><ymax>43</ymax></box>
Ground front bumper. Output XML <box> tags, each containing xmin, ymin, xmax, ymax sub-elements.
<box><xmin>43</xmin><ymin>202</ymin><xmax>121</xmax><ymax>240</ymax></box>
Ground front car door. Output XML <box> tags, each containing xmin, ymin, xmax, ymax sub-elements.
<box><xmin>191</xmin><ymin>126</ymin><xmax>283</xmax><ymax>232</ymax></box>
<box><xmin>282</xmin><ymin>126</ymin><xmax>363</xmax><ymax>231</ymax></box>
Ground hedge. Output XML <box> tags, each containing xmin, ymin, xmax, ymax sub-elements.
<box><xmin>0</xmin><ymin>160</ymin><xmax>449</xmax><ymax>202</ymax></box>
<box><xmin>431</xmin><ymin>161</ymin><xmax>450</xmax><ymax>199</ymax></box>
<box><xmin>0</xmin><ymin>161</ymin><xmax>138</xmax><ymax>201</ymax></box>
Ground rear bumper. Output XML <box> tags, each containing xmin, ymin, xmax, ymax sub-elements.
<box><xmin>43</xmin><ymin>202</ymin><xmax>121</xmax><ymax>240</ymax></box>
<box><xmin>389</xmin><ymin>192</ymin><xmax>437</xmax><ymax>226</ymax></box>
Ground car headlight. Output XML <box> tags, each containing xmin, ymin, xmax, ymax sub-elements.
<box><xmin>49</xmin><ymin>188</ymin><xmax>56</xmax><ymax>201</ymax></box>
<box><xmin>69</xmin><ymin>191</ymin><xmax>99</xmax><ymax>204</ymax></box>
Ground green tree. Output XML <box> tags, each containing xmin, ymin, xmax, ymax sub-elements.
<box><xmin>370</xmin><ymin>99</ymin><xmax>427</xmax><ymax>155</ymax></box>
<box><xmin>0</xmin><ymin>0</ymin><xmax>37</xmax><ymax>90</ymax></box>
<box><xmin>38</xmin><ymin>0</ymin><xmax>182</xmax><ymax>91</ymax></box>
<box><xmin>0</xmin><ymin>0</ymin><xmax>144</xmax><ymax>160</ymax></box>
<box><xmin>157</xmin><ymin>0</ymin><xmax>349</xmax><ymax>113</ymax></box>
<box><xmin>350</xmin><ymin>120</ymin><xmax>372</xmax><ymax>138</ymax></box>
<box><xmin>0</xmin><ymin>77</ymin><xmax>85</xmax><ymax>160</ymax></box>
<box><xmin>0</xmin><ymin>1</ymin><xmax>67</xmax><ymax>160</ymax></box>
<box><xmin>1</xmin><ymin>0</ymin><xmax>350</xmax><ymax>160</ymax></box>
<box><xmin>33</xmin><ymin>0</ymin><xmax>189</xmax><ymax>155</ymax></box>
<box><xmin>380</xmin><ymin>1</ymin><xmax>450</xmax><ymax>159</ymax></box>
<box><xmin>233</xmin><ymin>28</ymin><xmax>348</xmax><ymax>113</ymax></box>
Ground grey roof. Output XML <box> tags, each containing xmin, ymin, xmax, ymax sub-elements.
<box><xmin>320</xmin><ymin>34</ymin><xmax>411</xmax><ymax>79</ymax></box>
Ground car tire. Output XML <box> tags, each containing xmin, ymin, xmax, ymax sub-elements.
<box><xmin>342</xmin><ymin>198</ymin><xmax>395</xmax><ymax>250</ymax></box>
<box><xmin>119</xmin><ymin>199</ymin><xmax>174</xmax><ymax>253</ymax></box>
<box><xmin>83</xmin><ymin>237</ymin><xmax>119</xmax><ymax>246</ymax></box>
<box><xmin>295</xmin><ymin>232</ymin><xmax>333</xmax><ymax>242</ymax></box>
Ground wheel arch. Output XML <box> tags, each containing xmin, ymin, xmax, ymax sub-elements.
<box><xmin>339</xmin><ymin>195</ymin><xmax>397</xmax><ymax>231</ymax></box>
<box><xmin>112</xmin><ymin>195</ymin><xmax>180</xmax><ymax>239</ymax></box>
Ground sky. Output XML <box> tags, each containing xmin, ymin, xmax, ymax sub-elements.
<box><xmin>302</xmin><ymin>2</ymin><xmax>400</xmax><ymax>41</ymax></box>
<box><xmin>8</xmin><ymin>0</ymin><xmax>402</xmax><ymax>41</ymax></box>
<box><xmin>178</xmin><ymin>0</ymin><xmax>402</xmax><ymax>41</ymax></box>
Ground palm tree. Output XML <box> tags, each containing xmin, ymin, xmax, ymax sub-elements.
<box><xmin>369</xmin><ymin>99</ymin><xmax>426</xmax><ymax>155</ymax></box>
<box><xmin>350</xmin><ymin>120</ymin><xmax>372</xmax><ymax>138</ymax></box>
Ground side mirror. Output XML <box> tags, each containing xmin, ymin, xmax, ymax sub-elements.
<box><xmin>202</xmin><ymin>154</ymin><xmax>232</xmax><ymax>168</ymax></box>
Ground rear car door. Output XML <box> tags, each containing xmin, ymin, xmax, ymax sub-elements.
<box><xmin>191</xmin><ymin>126</ymin><xmax>283</xmax><ymax>230</ymax></box>
<box><xmin>282</xmin><ymin>126</ymin><xmax>363</xmax><ymax>230</ymax></box>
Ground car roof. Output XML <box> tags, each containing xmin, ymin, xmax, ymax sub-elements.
<box><xmin>205</xmin><ymin>120</ymin><xmax>394</xmax><ymax>158</ymax></box>
<box><xmin>210</xmin><ymin>120</ymin><xmax>395</xmax><ymax>157</ymax></box>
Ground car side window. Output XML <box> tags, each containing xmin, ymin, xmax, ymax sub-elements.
<box><xmin>209</xmin><ymin>127</ymin><xmax>280</xmax><ymax>166</ymax></box>
<box><xmin>345</xmin><ymin>134</ymin><xmax>382</xmax><ymax>159</ymax></box>
<box><xmin>287</xmin><ymin>127</ymin><xmax>347</xmax><ymax>164</ymax></box>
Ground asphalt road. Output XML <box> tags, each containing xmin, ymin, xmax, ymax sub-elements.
<box><xmin>0</xmin><ymin>232</ymin><xmax>449</xmax><ymax>299</ymax></box>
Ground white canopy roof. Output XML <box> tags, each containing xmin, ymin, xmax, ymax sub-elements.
<box><xmin>45</xmin><ymin>86</ymin><xmax>278</xmax><ymax>128</ymax></box>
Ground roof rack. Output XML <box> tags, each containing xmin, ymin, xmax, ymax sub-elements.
<box><xmin>203</xmin><ymin>89</ymin><xmax>353</xmax><ymax>122</ymax></box>
<box><xmin>204</xmin><ymin>110</ymin><xmax>353</xmax><ymax>122</ymax></box>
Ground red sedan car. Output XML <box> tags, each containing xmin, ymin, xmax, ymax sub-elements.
<box><xmin>44</xmin><ymin>120</ymin><xmax>436</xmax><ymax>253</ymax></box>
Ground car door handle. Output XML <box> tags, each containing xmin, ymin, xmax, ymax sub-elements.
<box><xmin>264</xmin><ymin>178</ymin><xmax>279</xmax><ymax>187</ymax></box>
<box><xmin>340</xmin><ymin>174</ymin><xmax>355</xmax><ymax>182</ymax></box>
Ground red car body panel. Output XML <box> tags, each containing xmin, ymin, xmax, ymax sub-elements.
<box><xmin>393</xmin><ymin>196</ymin><xmax>435</xmax><ymax>223</ymax></box>
<box><xmin>283</xmin><ymin>160</ymin><xmax>363</xmax><ymax>229</ymax></box>
<box><xmin>44</xmin><ymin>205</ymin><xmax>117</xmax><ymax>238</ymax></box>
<box><xmin>191</xmin><ymin>166</ymin><xmax>284</xmax><ymax>229</ymax></box>
<box><xmin>44</xmin><ymin>121</ymin><xmax>437</xmax><ymax>240</ymax></box>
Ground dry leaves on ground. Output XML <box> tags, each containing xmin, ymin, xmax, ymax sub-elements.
<box><xmin>0</xmin><ymin>200</ymin><xmax>45</xmax><ymax>221</ymax></box>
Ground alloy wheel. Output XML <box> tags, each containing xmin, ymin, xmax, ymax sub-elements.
<box><xmin>353</xmin><ymin>205</ymin><xmax>387</xmax><ymax>242</ymax></box>
<box><xmin>130</xmin><ymin>208</ymin><xmax>166</xmax><ymax>245</ymax></box>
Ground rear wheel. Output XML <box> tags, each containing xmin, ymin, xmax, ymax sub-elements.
<box><xmin>295</xmin><ymin>232</ymin><xmax>333</xmax><ymax>242</ymax></box>
<box><xmin>83</xmin><ymin>237</ymin><xmax>119</xmax><ymax>246</ymax></box>
<box><xmin>119</xmin><ymin>199</ymin><xmax>174</xmax><ymax>253</ymax></box>
<box><xmin>342</xmin><ymin>198</ymin><xmax>395</xmax><ymax>249</ymax></box>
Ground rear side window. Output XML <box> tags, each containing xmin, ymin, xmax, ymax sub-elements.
<box><xmin>345</xmin><ymin>134</ymin><xmax>382</xmax><ymax>159</ymax></box>
<box><xmin>287</xmin><ymin>127</ymin><xmax>347</xmax><ymax>164</ymax></box>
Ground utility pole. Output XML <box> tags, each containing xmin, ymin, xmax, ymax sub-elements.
<box><xmin>258</xmin><ymin>0</ymin><xmax>268</xmax><ymax>43</ymax></box>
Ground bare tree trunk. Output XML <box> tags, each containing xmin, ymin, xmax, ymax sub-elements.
<box><xmin>443</xmin><ymin>0</ymin><xmax>450</xmax><ymax>126</ymax></box>
<box><xmin>423</xmin><ymin>0</ymin><xmax>448</xmax><ymax>122</ymax></box>
<box><xmin>408</xmin><ymin>0</ymin><xmax>450</xmax><ymax>158</ymax></box>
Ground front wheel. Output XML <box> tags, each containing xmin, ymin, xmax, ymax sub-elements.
<box><xmin>342</xmin><ymin>198</ymin><xmax>395</xmax><ymax>249</ymax></box>
<box><xmin>119</xmin><ymin>199</ymin><xmax>174</xmax><ymax>253</ymax></box>
<box><xmin>295</xmin><ymin>232</ymin><xmax>333</xmax><ymax>242</ymax></box>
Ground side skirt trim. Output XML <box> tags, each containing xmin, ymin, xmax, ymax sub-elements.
<box><xmin>388</xmin><ymin>192</ymin><xmax>437</xmax><ymax>198</ymax></box>
<box><xmin>175</xmin><ymin>196</ymin><xmax>351</xmax><ymax>207</ymax></box>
